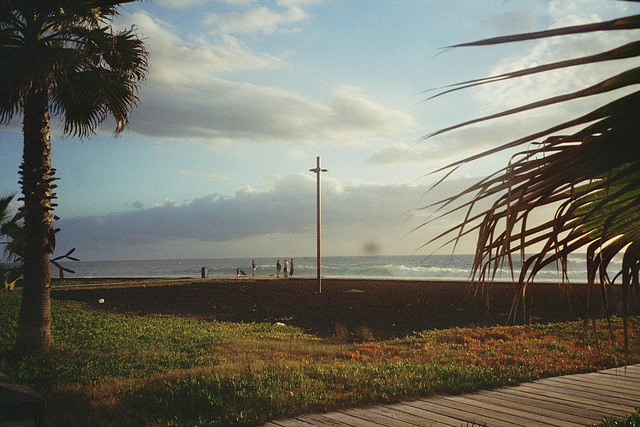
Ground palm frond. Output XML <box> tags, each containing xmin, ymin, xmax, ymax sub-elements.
<box><xmin>0</xmin><ymin>0</ymin><xmax>148</xmax><ymax>134</ymax></box>
<box><xmin>446</xmin><ymin>14</ymin><xmax>640</xmax><ymax>48</ymax></box>
<box><xmin>427</xmin><ymin>40</ymin><xmax>640</xmax><ymax>101</ymax></box>
<box><xmin>426</xmin><ymin>5</ymin><xmax>640</xmax><ymax>339</ymax></box>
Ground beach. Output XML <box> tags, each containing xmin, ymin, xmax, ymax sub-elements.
<box><xmin>51</xmin><ymin>277</ymin><xmax>635</xmax><ymax>340</ymax></box>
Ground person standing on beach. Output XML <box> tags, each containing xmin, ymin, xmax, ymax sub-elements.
<box><xmin>276</xmin><ymin>259</ymin><xmax>281</xmax><ymax>278</ymax></box>
<box><xmin>290</xmin><ymin>259</ymin><xmax>294</xmax><ymax>277</ymax></box>
<box><xmin>283</xmin><ymin>258</ymin><xmax>289</xmax><ymax>278</ymax></box>
<box><xmin>252</xmin><ymin>260</ymin><xmax>256</xmax><ymax>276</ymax></box>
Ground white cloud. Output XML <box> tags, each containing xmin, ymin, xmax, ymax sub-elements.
<box><xmin>203</xmin><ymin>3</ymin><xmax>307</xmax><ymax>35</ymax></box>
<box><xmin>368</xmin><ymin>143</ymin><xmax>439</xmax><ymax>166</ymax></box>
<box><xmin>121</xmin><ymin>12</ymin><xmax>283</xmax><ymax>83</ymax></box>
<box><xmin>547</xmin><ymin>0</ymin><xmax>630</xmax><ymax>28</ymax></box>
<box><xmin>370</xmin><ymin>112</ymin><xmax>553</xmax><ymax>167</ymax></box>
<box><xmin>154</xmin><ymin>0</ymin><xmax>204</xmax><ymax>8</ymax></box>
<box><xmin>129</xmin><ymin>78</ymin><xmax>414</xmax><ymax>144</ymax></box>
<box><xmin>322</xmin><ymin>86</ymin><xmax>416</xmax><ymax>140</ymax></box>
<box><xmin>278</xmin><ymin>0</ymin><xmax>322</xmax><ymax>6</ymax></box>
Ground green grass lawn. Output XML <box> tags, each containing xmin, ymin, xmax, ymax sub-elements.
<box><xmin>1</xmin><ymin>289</ymin><xmax>639</xmax><ymax>426</ymax></box>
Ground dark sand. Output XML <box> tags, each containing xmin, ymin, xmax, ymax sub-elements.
<box><xmin>51</xmin><ymin>278</ymin><xmax>638</xmax><ymax>340</ymax></box>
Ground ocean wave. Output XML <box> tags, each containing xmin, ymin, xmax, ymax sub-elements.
<box><xmin>58</xmin><ymin>254</ymin><xmax>598</xmax><ymax>282</ymax></box>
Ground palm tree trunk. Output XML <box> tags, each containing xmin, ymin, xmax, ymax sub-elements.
<box><xmin>15</xmin><ymin>88</ymin><xmax>54</xmax><ymax>355</ymax></box>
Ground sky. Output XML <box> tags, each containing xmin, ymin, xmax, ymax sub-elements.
<box><xmin>1</xmin><ymin>0</ymin><xmax>640</xmax><ymax>261</ymax></box>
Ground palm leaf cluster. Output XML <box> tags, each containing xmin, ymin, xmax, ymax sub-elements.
<box><xmin>0</xmin><ymin>194</ymin><xmax>23</xmax><ymax>288</ymax></box>
<box><xmin>425</xmin><ymin>5</ymin><xmax>640</xmax><ymax>347</ymax></box>
<box><xmin>0</xmin><ymin>193</ymin><xmax>79</xmax><ymax>287</ymax></box>
<box><xmin>0</xmin><ymin>0</ymin><xmax>147</xmax><ymax>136</ymax></box>
<box><xmin>0</xmin><ymin>194</ymin><xmax>23</xmax><ymax>260</ymax></box>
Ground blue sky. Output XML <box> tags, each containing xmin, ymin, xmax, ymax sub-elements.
<box><xmin>1</xmin><ymin>0</ymin><xmax>639</xmax><ymax>261</ymax></box>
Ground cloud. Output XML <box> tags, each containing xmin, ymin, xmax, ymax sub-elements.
<box><xmin>476</xmin><ymin>0</ymin><xmax>639</xmax><ymax>112</ymax></box>
<box><xmin>202</xmin><ymin>2</ymin><xmax>308</xmax><ymax>35</ymax></box>
<box><xmin>120</xmin><ymin>12</ymin><xmax>283</xmax><ymax>83</ymax></box>
<box><xmin>369</xmin><ymin>113</ymin><xmax>551</xmax><ymax>167</ymax></box>
<box><xmin>154</xmin><ymin>0</ymin><xmax>203</xmax><ymax>8</ymax></box>
<box><xmin>129</xmin><ymin>79</ymin><xmax>414</xmax><ymax>143</ymax></box>
<box><xmin>116</xmin><ymin>12</ymin><xmax>414</xmax><ymax>145</ymax></box>
<box><xmin>56</xmin><ymin>174</ymin><xmax>476</xmax><ymax>260</ymax></box>
<box><xmin>368</xmin><ymin>143</ymin><xmax>440</xmax><ymax>166</ymax></box>
<box><xmin>322</xmin><ymin>86</ymin><xmax>416</xmax><ymax>139</ymax></box>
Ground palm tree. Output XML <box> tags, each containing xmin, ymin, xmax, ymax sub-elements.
<box><xmin>425</xmin><ymin>5</ymin><xmax>640</xmax><ymax>350</ymax></box>
<box><xmin>0</xmin><ymin>0</ymin><xmax>147</xmax><ymax>355</ymax></box>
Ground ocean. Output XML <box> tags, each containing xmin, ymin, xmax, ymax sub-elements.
<box><xmin>56</xmin><ymin>254</ymin><xmax>598</xmax><ymax>282</ymax></box>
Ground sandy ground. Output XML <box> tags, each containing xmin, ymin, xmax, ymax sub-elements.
<box><xmin>51</xmin><ymin>277</ymin><xmax>638</xmax><ymax>340</ymax></box>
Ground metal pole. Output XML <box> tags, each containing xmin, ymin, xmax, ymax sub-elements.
<box><xmin>316</xmin><ymin>158</ymin><xmax>321</xmax><ymax>293</ymax></box>
<box><xmin>310</xmin><ymin>156</ymin><xmax>328</xmax><ymax>294</ymax></box>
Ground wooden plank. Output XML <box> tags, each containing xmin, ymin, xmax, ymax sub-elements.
<box><xmin>384</xmin><ymin>401</ymin><xmax>479</xmax><ymax>426</ymax></box>
<box><xmin>440</xmin><ymin>394</ymin><xmax>570</xmax><ymax>426</ymax></box>
<box><xmin>507</xmin><ymin>383</ymin><xmax>635</xmax><ymax>412</ymax></box>
<box><xmin>405</xmin><ymin>398</ymin><xmax>510</xmax><ymax>427</ymax></box>
<box><xmin>263</xmin><ymin>418</ymin><xmax>318</xmax><ymax>427</ymax></box>
<box><xmin>319</xmin><ymin>411</ymin><xmax>387</xmax><ymax>427</ymax></box>
<box><xmin>604</xmin><ymin>364</ymin><xmax>640</xmax><ymax>375</ymax></box>
<box><xmin>494</xmin><ymin>385</ymin><xmax>634</xmax><ymax>419</ymax></box>
<box><xmin>521</xmin><ymin>380</ymin><xmax>640</xmax><ymax>408</ymax></box>
<box><xmin>548</xmin><ymin>376</ymin><xmax>640</xmax><ymax>402</ymax></box>
<box><xmin>408</xmin><ymin>397</ymin><xmax>523</xmax><ymax>427</ymax></box>
<box><xmin>600</xmin><ymin>365</ymin><xmax>640</xmax><ymax>375</ymax></box>
<box><xmin>591</xmin><ymin>373</ymin><xmax>640</xmax><ymax>387</ymax></box>
<box><xmin>299</xmin><ymin>413</ymin><xmax>361</xmax><ymax>426</ymax></box>
<box><xmin>340</xmin><ymin>407</ymin><xmax>411</xmax><ymax>427</ymax></box>
<box><xmin>366</xmin><ymin>404</ymin><xmax>463</xmax><ymax>427</ymax></box>
<box><xmin>579</xmin><ymin>371</ymin><xmax>640</xmax><ymax>388</ymax></box>
<box><xmin>524</xmin><ymin>377</ymin><xmax>639</xmax><ymax>404</ymax></box>
<box><xmin>599</xmin><ymin>369</ymin><xmax>640</xmax><ymax>379</ymax></box>
<box><xmin>573</xmin><ymin>372</ymin><xmax>640</xmax><ymax>393</ymax></box>
<box><xmin>464</xmin><ymin>389</ymin><xmax>606</xmax><ymax>425</ymax></box>
<box><xmin>559</xmin><ymin>369</ymin><xmax>640</xmax><ymax>385</ymax></box>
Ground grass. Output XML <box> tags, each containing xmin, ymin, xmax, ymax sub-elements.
<box><xmin>1</xmin><ymin>289</ymin><xmax>639</xmax><ymax>426</ymax></box>
<box><xmin>598</xmin><ymin>409</ymin><xmax>640</xmax><ymax>426</ymax></box>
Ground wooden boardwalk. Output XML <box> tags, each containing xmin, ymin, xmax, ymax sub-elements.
<box><xmin>264</xmin><ymin>364</ymin><xmax>640</xmax><ymax>426</ymax></box>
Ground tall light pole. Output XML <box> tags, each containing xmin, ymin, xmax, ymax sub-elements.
<box><xmin>309</xmin><ymin>156</ymin><xmax>328</xmax><ymax>293</ymax></box>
